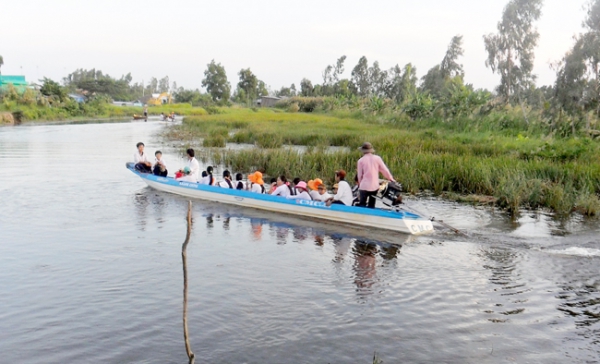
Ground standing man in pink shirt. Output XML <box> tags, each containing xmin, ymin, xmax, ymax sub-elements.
<box><xmin>357</xmin><ymin>142</ymin><xmax>395</xmax><ymax>208</ymax></box>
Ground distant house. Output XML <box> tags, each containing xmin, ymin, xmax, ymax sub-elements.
<box><xmin>148</xmin><ymin>92</ymin><xmax>172</xmax><ymax>105</ymax></box>
<box><xmin>257</xmin><ymin>96</ymin><xmax>281</xmax><ymax>108</ymax></box>
<box><xmin>0</xmin><ymin>75</ymin><xmax>28</xmax><ymax>93</ymax></box>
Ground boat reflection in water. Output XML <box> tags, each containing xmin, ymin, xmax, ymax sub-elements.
<box><xmin>196</xmin><ymin>209</ymin><xmax>405</xmax><ymax>301</ymax></box>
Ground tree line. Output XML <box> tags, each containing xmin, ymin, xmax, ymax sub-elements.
<box><xmin>4</xmin><ymin>0</ymin><xmax>600</xmax><ymax>126</ymax></box>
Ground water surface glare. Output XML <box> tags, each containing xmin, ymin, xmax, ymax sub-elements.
<box><xmin>1</xmin><ymin>121</ymin><xmax>599</xmax><ymax>363</ymax></box>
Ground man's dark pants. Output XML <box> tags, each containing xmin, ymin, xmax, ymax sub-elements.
<box><xmin>358</xmin><ymin>190</ymin><xmax>378</xmax><ymax>208</ymax></box>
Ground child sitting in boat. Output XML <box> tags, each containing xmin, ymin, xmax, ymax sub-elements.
<box><xmin>133</xmin><ymin>142</ymin><xmax>152</xmax><ymax>173</ymax></box>
<box><xmin>247</xmin><ymin>171</ymin><xmax>266</xmax><ymax>193</ymax></box>
<box><xmin>176</xmin><ymin>167</ymin><xmax>197</xmax><ymax>183</ymax></box>
<box><xmin>217</xmin><ymin>170</ymin><xmax>234</xmax><ymax>188</ymax></box>
<box><xmin>271</xmin><ymin>175</ymin><xmax>293</xmax><ymax>197</ymax></box>
<box><xmin>235</xmin><ymin>173</ymin><xmax>244</xmax><ymax>190</ymax></box>
<box><xmin>285</xmin><ymin>181</ymin><xmax>311</xmax><ymax>200</ymax></box>
<box><xmin>308</xmin><ymin>179</ymin><xmax>322</xmax><ymax>200</ymax></box>
<box><xmin>152</xmin><ymin>151</ymin><xmax>168</xmax><ymax>177</ymax></box>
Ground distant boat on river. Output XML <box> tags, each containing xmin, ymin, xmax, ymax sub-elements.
<box><xmin>126</xmin><ymin>163</ymin><xmax>434</xmax><ymax>235</ymax></box>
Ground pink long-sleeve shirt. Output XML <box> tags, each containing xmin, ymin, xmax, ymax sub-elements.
<box><xmin>357</xmin><ymin>153</ymin><xmax>394</xmax><ymax>191</ymax></box>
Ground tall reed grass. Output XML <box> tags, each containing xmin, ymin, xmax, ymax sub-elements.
<box><xmin>165</xmin><ymin>108</ymin><xmax>600</xmax><ymax>216</ymax></box>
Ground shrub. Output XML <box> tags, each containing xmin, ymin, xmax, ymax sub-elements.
<box><xmin>288</xmin><ymin>103</ymin><xmax>300</xmax><ymax>113</ymax></box>
<box><xmin>203</xmin><ymin>135</ymin><xmax>226</xmax><ymax>147</ymax></box>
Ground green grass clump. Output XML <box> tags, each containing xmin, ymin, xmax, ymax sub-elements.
<box><xmin>203</xmin><ymin>135</ymin><xmax>227</xmax><ymax>148</ymax></box>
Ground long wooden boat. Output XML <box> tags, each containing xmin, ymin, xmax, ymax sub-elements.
<box><xmin>126</xmin><ymin>163</ymin><xmax>434</xmax><ymax>235</ymax></box>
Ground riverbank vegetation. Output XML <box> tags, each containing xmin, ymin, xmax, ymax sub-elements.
<box><xmin>164</xmin><ymin>107</ymin><xmax>600</xmax><ymax>217</ymax></box>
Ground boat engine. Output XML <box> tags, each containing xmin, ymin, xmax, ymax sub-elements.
<box><xmin>377</xmin><ymin>181</ymin><xmax>403</xmax><ymax>207</ymax></box>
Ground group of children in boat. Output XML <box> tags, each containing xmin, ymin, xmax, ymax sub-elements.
<box><xmin>133</xmin><ymin>141</ymin><xmax>395</xmax><ymax>209</ymax></box>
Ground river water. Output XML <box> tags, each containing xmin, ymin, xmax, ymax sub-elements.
<box><xmin>1</xmin><ymin>120</ymin><xmax>599</xmax><ymax>363</ymax></box>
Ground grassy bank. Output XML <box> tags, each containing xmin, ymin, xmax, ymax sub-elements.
<box><xmin>0</xmin><ymin>102</ymin><xmax>207</xmax><ymax>122</ymax></box>
<box><xmin>165</xmin><ymin>107</ymin><xmax>600</xmax><ymax>216</ymax></box>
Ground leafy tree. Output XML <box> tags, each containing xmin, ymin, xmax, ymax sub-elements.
<box><xmin>483</xmin><ymin>0</ymin><xmax>544</xmax><ymax>101</ymax></box>
<box><xmin>300</xmin><ymin>78</ymin><xmax>314</xmax><ymax>96</ymax></box>
<box><xmin>236</xmin><ymin>68</ymin><xmax>258</xmax><ymax>103</ymax></box>
<box><xmin>420</xmin><ymin>65</ymin><xmax>445</xmax><ymax>98</ymax></box>
<box><xmin>441</xmin><ymin>35</ymin><xmax>465</xmax><ymax>78</ymax></box>
<box><xmin>554</xmin><ymin>0</ymin><xmax>600</xmax><ymax>115</ymax></box>
<box><xmin>257</xmin><ymin>80</ymin><xmax>268</xmax><ymax>97</ymax></box>
<box><xmin>351</xmin><ymin>56</ymin><xmax>370</xmax><ymax>97</ymax></box>
<box><xmin>202</xmin><ymin>60</ymin><xmax>231</xmax><ymax>103</ymax></box>
<box><xmin>368</xmin><ymin>61</ymin><xmax>388</xmax><ymax>97</ymax></box>
<box><xmin>40</xmin><ymin>77</ymin><xmax>67</xmax><ymax>102</ymax></box>
<box><xmin>158</xmin><ymin>76</ymin><xmax>170</xmax><ymax>93</ymax></box>
<box><xmin>174</xmin><ymin>88</ymin><xmax>213</xmax><ymax>107</ymax></box>
<box><xmin>386</xmin><ymin>63</ymin><xmax>418</xmax><ymax>104</ymax></box>
<box><xmin>421</xmin><ymin>35</ymin><xmax>465</xmax><ymax>98</ymax></box>
<box><xmin>147</xmin><ymin>77</ymin><xmax>158</xmax><ymax>94</ymax></box>
<box><xmin>63</xmin><ymin>68</ymin><xmax>133</xmax><ymax>100</ymax></box>
<box><xmin>333</xmin><ymin>56</ymin><xmax>347</xmax><ymax>83</ymax></box>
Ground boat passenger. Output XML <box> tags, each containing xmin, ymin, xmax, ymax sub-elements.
<box><xmin>143</xmin><ymin>105</ymin><xmax>148</xmax><ymax>121</ymax></box>
<box><xmin>235</xmin><ymin>173</ymin><xmax>244</xmax><ymax>190</ymax></box>
<box><xmin>133</xmin><ymin>142</ymin><xmax>152</xmax><ymax>173</ymax></box>
<box><xmin>317</xmin><ymin>185</ymin><xmax>333</xmax><ymax>201</ymax></box>
<box><xmin>357</xmin><ymin>142</ymin><xmax>395</xmax><ymax>208</ymax></box>
<box><xmin>247</xmin><ymin>172</ymin><xmax>266</xmax><ymax>193</ymax></box>
<box><xmin>308</xmin><ymin>179</ymin><xmax>324</xmax><ymax>200</ymax></box>
<box><xmin>268</xmin><ymin>177</ymin><xmax>278</xmax><ymax>193</ymax></box>
<box><xmin>271</xmin><ymin>175</ymin><xmax>293</xmax><ymax>197</ymax></box>
<box><xmin>198</xmin><ymin>171</ymin><xmax>210</xmax><ymax>184</ymax></box>
<box><xmin>291</xmin><ymin>177</ymin><xmax>301</xmax><ymax>196</ymax></box>
<box><xmin>179</xmin><ymin>148</ymin><xmax>200</xmax><ymax>182</ymax></box>
<box><xmin>285</xmin><ymin>181</ymin><xmax>312</xmax><ymax>201</ymax></box>
<box><xmin>205</xmin><ymin>166</ymin><xmax>215</xmax><ymax>185</ymax></box>
<box><xmin>217</xmin><ymin>170</ymin><xmax>234</xmax><ymax>188</ymax></box>
<box><xmin>326</xmin><ymin>170</ymin><xmax>353</xmax><ymax>206</ymax></box>
<box><xmin>176</xmin><ymin>166</ymin><xmax>197</xmax><ymax>182</ymax></box>
<box><xmin>153</xmin><ymin>151</ymin><xmax>168</xmax><ymax>177</ymax></box>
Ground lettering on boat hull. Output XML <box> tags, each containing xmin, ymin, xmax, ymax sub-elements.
<box><xmin>297</xmin><ymin>199</ymin><xmax>328</xmax><ymax>208</ymax></box>
<box><xmin>410</xmin><ymin>224</ymin><xmax>434</xmax><ymax>233</ymax></box>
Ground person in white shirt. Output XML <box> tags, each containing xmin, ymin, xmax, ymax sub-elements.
<box><xmin>286</xmin><ymin>181</ymin><xmax>312</xmax><ymax>201</ymax></box>
<box><xmin>181</xmin><ymin>148</ymin><xmax>199</xmax><ymax>182</ymax></box>
<box><xmin>198</xmin><ymin>171</ymin><xmax>211</xmax><ymax>185</ymax></box>
<box><xmin>133</xmin><ymin>142</ymin><xmax>152</xmax><ymax>173</ymax></box>
<box><xmin>308</xmin><ymin>179</ymin><xmax>323</xmax><ymax>200</ymax></box>
<box><xmin>152</xmin><ymin>150</ymin><xmax>168</xmax><ymax>177</ymax></box>
<box><xmin>205</xmin><ymin>166</ymin><xmax>216</xmax><ymax>186</ymax></box>
<box><xmin>217</xmin><ymin>170</ymin><xmax>234</xmax><ymax>188</ymax></box>
<box><xmin>326</xmin><ymin>170</ymin><xmax>354</xmax><ymax>206</ymax></box>
<box><xmin>176</xmin><ymin>166</ymin><xmax>197</xmax><ymax>182</ymax></box>
<box><xmin>271</xmin><ymin>175</ymin><xmax>293</xmax><ymax>197</ymax></box>
<box><xmin>247</xmin><ymin>171</ymin><xmax>266</xmax><ymax>193</ymax></box>
<box><xmin>315</xmin><ymin>184</ymin><xmax>333</xmax><ymax>202</ymax></box>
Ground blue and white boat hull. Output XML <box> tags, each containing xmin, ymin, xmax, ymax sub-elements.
<box><xmin>127</xmin><ymin>165</ymin><xmax>434</xmax><ymax>235</ymax></box>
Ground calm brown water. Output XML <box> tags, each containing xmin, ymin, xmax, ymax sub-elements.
<box><xmin>1</xmin><ymin>121</ymin><xmax>599</xmax><ymax>363</ymax></box>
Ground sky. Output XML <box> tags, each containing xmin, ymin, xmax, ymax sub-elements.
<box><xmin>0</xmin><ymin>0</ymin><xmax>589</xmax><ymax>93</ymax></box>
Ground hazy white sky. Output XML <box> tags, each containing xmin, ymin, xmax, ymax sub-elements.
<box><xmin>0</xmin><ymin>0</ymin><xmax>589</xmax><ymax>92</ymax></box>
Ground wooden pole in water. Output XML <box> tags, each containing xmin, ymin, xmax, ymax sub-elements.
<box><xmin>182</xmin><ymin>201</ymin><xmax>195</xmax><ymax>364</ymax></box>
